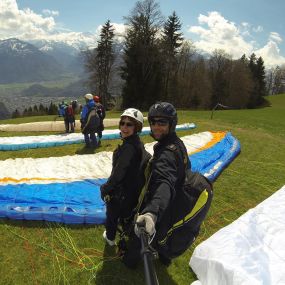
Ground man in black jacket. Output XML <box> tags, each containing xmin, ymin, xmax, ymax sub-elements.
<box><xmin>122</xmin><ymin>102</ymin><xmax>189</xmax><ymax>267</ymax></box>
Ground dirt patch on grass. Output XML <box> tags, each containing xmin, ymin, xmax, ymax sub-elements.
<box><xmin>0</xmin><ymin>119</ymin><xmax>120</xmax><ymax>132</ymax></box>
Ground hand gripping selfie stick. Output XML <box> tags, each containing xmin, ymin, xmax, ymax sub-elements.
<box><xmin>137</xmin><ymin>221</ymin><xmax>159</xmax><ymax>285</ymax></box>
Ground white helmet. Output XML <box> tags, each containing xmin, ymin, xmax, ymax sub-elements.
<box><xmin>121</xmin><ymin>108</ymin><xmax>144</xmax><ymax>133</ymax></box>
<box><xmin>84</xmin><ymin>93</ymin><xmax>93</xmax><ymax>100</ymax></box>
<box><xmin>121</xmin><ymin>108</ymin><xmax>144</xmax><ymax>125</ymax></box>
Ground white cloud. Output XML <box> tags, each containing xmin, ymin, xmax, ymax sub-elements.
<box><xmin>0</xmin><ymin>0</ymin><xmax>56</xmax><ymax>39</ymax></box>
<box><xmin>255</xmin><ymin>38</ymin><xmax>285</xmax><ymax>67</ymax></box>
<box><xmin>42</xmin><ymin>9</ymin><xmax>59</xmax><ymax>17</ymax></box>
<box><xmin>253</xmin><ymin>25</ymin><xmax>263</xmax><ymax>33</ymax></box>
<box><xmin>188</xmin><ymin>11</ymin><xmax>252</xmax><ymax>58</ymax></box>
<box><xmin>0</xmin><ymin>0</ymin><xmax>126</xmax><ymax>48</ymax></box>
<box><xmin>269</xmin><ymin>32</ymin><xmax>282</xmax><ymax>43</ymax></box>
<box><xmin>188</xmin><ymin>11</ymin><xmax>285</xmax><ymax>67</ymax></box>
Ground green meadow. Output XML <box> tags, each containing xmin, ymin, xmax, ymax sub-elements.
<box><xmin>0</xmin><ymin>94</ymin><xmax>284</xmax><ymax>285</ymax></box>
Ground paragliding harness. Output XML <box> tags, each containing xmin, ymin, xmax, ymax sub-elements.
<box><xmin>81</xmin><ymin>105</ymin><xmax>101</xmax><ymax>134</ymax></box>
<box><xmin>155</xmin><ymin>142</ymin><xmax>213</xmax><ymax>258</ymax></box>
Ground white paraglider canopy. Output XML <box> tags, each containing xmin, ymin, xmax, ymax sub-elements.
<box><xmin>190</xmin><ymin>185</ymin><xmax>285</xmax><ymax>285</ymax></box>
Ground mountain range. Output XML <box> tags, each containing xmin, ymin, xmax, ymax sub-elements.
<box><xmin>0</xmin><ymin>37</ymin><xmax>125</xmax><ymax>118</ymax></box>
<box><xmin>0</xmin><ymin>38</ymin><xmax>86</xmax><ymax>84</ymax></box>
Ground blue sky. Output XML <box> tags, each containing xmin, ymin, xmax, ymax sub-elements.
<box><xmin>1</xmin><ymin>0</ymin><xmax>285</xmax><ymax>67</ymax></box>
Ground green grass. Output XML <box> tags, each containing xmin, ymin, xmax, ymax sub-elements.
<box><xmin>0</xmin><ymin>94</ymin><xmax>285</xmax><ymax>284</ymax></box>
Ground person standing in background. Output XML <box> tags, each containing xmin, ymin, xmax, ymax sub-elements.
<box><xmin>80</xmin><ymin>94</ymin><xmax>99</xmax><ymax>148</ymax></box>
<box><xmin>65</xmin><ymin>101</ymin><xmax>75</xmax><ymax>133</ymax></box>
<box><xmin>93</xmin><ymin>95</ymin><xmax>106</xmax><ymax>146</ymax></box>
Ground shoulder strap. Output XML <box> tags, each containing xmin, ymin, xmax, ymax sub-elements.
<box><xmin>81</xmin><ymin>109</ymin><xmax>97</xmax><ymax>132</ymax></box>
<box><xmin>166</xmin><ymin>143</ymin><xmax>189</xmax><ymax>171</ymax></box>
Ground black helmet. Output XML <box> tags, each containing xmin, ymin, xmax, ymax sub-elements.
<box><xmin>148</xmin><ymin>102</ymin><xmax>177</xmax><ymax>133</ymax></box>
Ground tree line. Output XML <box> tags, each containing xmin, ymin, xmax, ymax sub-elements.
<box><xmin>84</xmin><ymin>0</ymin><xmax>284</xmax><ymax>111</ymax></box>
<box><xmin>10</xmin><ymin>0</ymin><xmax>284</xmax><ymax>118</ymax></box>
<box><xmin>12</xmin><ymin>102</ymin><xmax>58</xmax><ymax>118</ymax></box>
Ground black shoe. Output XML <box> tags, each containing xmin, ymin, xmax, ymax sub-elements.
<box><xmin>121</xmin><ymin>254</ymin><xmax>139</xmax><ymax>269</ymax></box>
<box><xmin>158</xmin><ymin>253</ymin><xmax>172</xmax><ymax>266</ymax></box>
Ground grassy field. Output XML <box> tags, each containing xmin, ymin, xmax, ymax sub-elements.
<box><xmin>0</xmin><ymin>94</ymin><xmax>285</xmax><ymax>285</ymax></box>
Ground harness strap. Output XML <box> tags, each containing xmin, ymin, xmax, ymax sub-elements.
<box><xmin>81</xmin><ymin>107</ymin><xmax>97</xmax><ymax>133</ymax></box>
<box><xmin>158</xmin><ymin>189</ymin><xmax>209</xmax><ymax>245</ymax></box>
<box><xmin>132</xmin><ymin>158</ymin><xmax>153</xmax><ymax>221</ymax></box>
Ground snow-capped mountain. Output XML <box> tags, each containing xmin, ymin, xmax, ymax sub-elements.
<box><xmin>0</xmin><ymin>38</ymin><xmax>65</xmax><ymax>83</ymax></box>
<box><xmin>30</xmin><ymin>39</ymin><xmax>87</xmax><ymax>75</ymax></box>
<box><xmin>0</xmin><ymin>35</ymin><xmax>99</xmax><ymax>84</ymax></box>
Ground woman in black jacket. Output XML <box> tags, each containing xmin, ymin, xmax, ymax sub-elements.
<box><xmin>100</xmin><ymin>108</ymin><xmax>146</xmax><ymax>246</ymax></box>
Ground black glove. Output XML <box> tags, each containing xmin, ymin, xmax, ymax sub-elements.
<box><xmin>100</xmin><ymin>184</ymin><xmax>111</xmax><ymax>203</ymax></box>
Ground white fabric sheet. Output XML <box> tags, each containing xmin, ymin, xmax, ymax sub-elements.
<box><xmin>190</xmin><ymin>185</ymin><xmax>285</xmax><ymax>285</ymax></box>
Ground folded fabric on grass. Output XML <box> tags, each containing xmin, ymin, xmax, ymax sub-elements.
<box><xmin>190</xmin><ymin>185</ymin><xmax>285</xmax><ymax>285</ymax></box>
<box><xmin>0</xmin><ymin>131</ymin><xmax>240</xmax><ymax>224</ymax></box>
<box><xmin>0</xmin><ymin>123</ymin><xmax>195</xmax><ymax>151</ymax></box>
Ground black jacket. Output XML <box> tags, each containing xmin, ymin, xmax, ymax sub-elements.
<box><xmin>101</xmin><ymin>134</ymin><xmax>145</xmax><ymax>209</ymax></box>
<box><xmin>141</xmin><ymin>132</ymin><xmax>189</xmax><ymax>222</ymax></box>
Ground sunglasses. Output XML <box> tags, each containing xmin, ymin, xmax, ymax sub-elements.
<box><xmin>119</xmin><ymin>121</ymin><xmax>134</xmax><ymax>127</ymax></box>
<box><xmin>150</xmin><ymin>118</ymin><xmax>169</xmax><ymax>126</ymax></box>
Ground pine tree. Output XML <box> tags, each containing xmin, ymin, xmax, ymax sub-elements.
<box><xmin>160</xmin><ymin>11</ymin><xmax>183</xmax><ymax>102</ymax></box>
<box><xmin>33</xmin><ymin>104</ymin><xmax>39</xmax><ymax>114</ymax></box>
<box><xmin>48</xmin><ymin>102</ymin><xmax>57</xmax><ymax>115</ymax></box>
<box><xmin>84</xmin><ymin>20</ymin><xmax>115</xmax><ymax>107</ymax></box>
<box><xmin>121</xmin><ymin>0</ymin><xmax>163</xmax><ymax>109</ymax></box>
<box><xmin>256</xmin><ymin>57</ymin><xmax>266</xmax><ymax>100</ymax></box>
<box><xmin>27</xmin><ymin>106</ymin><xmax>33</xmax><ymax>116</ymax></box>
<box><xmin>96</xmin><ymin>20</ymin><xmax>115</xmax><ymax>107</ymax></box>
<box><xmin>23</xmin><ymin>108</ymin><xmax>28</xmax><ymax>117</ymax></box>
<box><xmin>39</xmin><ymin>103</ymin><xmax>46</xmax><ymax>115</ymax></box>
<box><xmin>248</xmin><ymin>53</ymin><xmax>266</xmax><ymax>107</ymax></box>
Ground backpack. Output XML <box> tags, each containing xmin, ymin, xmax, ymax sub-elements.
<box><xmin>65</xmin><ymin>105</ymin><xmax>74</xmax><ymax>117</ymax></box>
<box><xmin>81</xmin><ymin>106</ymin><xmax>101</xmax><ymax>134</ymax></box>
<box><xmin>58</xmin><ymin>104</ymin><xmax>67</xmax><ymax>117</ymax></box>
<box><xmin>156</xmin><ymin>143</ymin><xmax>213</xmax><ymax>258</ymax></box>
<box><xmin>96</xmin><ymin>103</ymin><xmax>105</xmax><ymax>120</ymax></box>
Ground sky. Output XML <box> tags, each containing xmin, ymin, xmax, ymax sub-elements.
<box><xmin>1</xmin><ymin>0</ymin><xmax>285</xmax><ymax>68</ymax></box>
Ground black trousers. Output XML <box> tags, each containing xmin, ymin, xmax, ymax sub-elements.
<box><xmin>105</xmin><ymin>196</ymin><xmax>134</xmax><ymax>241</ymax></box>
<box><xmin>105</xmin><ymin>198</ymin><xmax>121</xmax><ymax>241</ymax></box>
